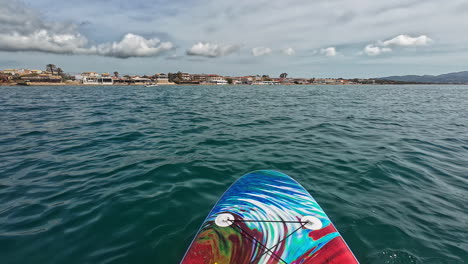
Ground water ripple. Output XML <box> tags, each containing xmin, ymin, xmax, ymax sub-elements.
<box><xmin>0</xmin><ymin>85</ymin><xmax>467</xmax><ymax>263</ymax></box>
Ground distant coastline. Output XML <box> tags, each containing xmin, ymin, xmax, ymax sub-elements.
<box><xmin>3</xmin><ymin>82</ymin><xmax>465</xmax><ymax>87</ymax></box>
<box><xmin>2</xmin><ymin>66</ymin><xmax>468</xmax><ymax>86</ymax></box>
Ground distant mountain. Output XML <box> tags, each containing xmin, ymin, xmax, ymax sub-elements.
<box><xmin>378</xmin><ymin>71</ymin><xmax>468</xmax><ymax>84</ymax></box>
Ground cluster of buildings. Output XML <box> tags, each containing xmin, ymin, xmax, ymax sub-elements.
<box><xmin>0</xmin><ymin>68</ymin><xmax>62</xmax><ymax>83</ymax></box>
<box><xmin>72</xmin><ymin>72</ymin><xmax>233</xmax><ymax>85</ymax></box>
<box><xmin>74</xmin><ymin>72</ymin><xmax>176</xmax><ymax>85</ymax></box>
<box><xmin>72</xmin><ymin>72</ymin><xmax>358</xmax><ymax>85</ymax></box>
<box><xmin>1</xmin><ymin>68</ymin><xmax>373</xmax><ymax>86</ymax></box>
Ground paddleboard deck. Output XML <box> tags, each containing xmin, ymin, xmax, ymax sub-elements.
<box><xmin>181</xmin><ymin>170</ymin><xmax>359</xmax><ymax>264</ymax></box>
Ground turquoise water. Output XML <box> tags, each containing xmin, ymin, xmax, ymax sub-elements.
<box><xmin>0</xmin><ymin>85</ymin><xmax>467</xmax><ymax>264</ymax></box>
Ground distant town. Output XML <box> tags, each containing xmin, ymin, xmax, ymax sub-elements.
<box><xmin>0</xmin><ymin>64</ymin><xmax>424</xmax><ymax>86</ymax></box>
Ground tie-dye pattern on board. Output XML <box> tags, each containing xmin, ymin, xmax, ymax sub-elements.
<box><xmin>181</xmin><ymin>170</ymin><xmax>359</xmax><ymax>264</ymax></box>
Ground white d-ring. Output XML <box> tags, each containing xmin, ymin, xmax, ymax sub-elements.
<box><xmin>215</xmin><ymin>213</ymin><xmax>235</xmax><ymax>227</ymax></box>
<box><xmin>301</xmin><ymin>216</ymin><xmax>323</xmax><ymax>230</ymax></box>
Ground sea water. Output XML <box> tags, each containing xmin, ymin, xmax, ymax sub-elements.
<box><xmin>0</xmin><ymin>85</ymin><xmax>467</xmax><ymax>263</ymax></box>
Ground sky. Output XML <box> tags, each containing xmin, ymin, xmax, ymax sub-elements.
<box><xmin>0</xmin><ymin>0</ymin><xmax>467</xmax><ymax>78</ymax></box>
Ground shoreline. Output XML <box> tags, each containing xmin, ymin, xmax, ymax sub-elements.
<box><xmin>1</xmin><ymin>83</ymin><xmax>467</xmax><ymax>86</ymax></box>
<box><xmin>2</xmin><ymin>80</ymin><xmax>468</xmax><ymax>87</ymax></box>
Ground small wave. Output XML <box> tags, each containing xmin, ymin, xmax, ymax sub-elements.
<box><xmin>1</xmin><ymin>85</ymin><xmax>467</xmax><ymax>263</ymax></box>
<box><xmin>18</xmin><ymin>131</ymin><xmax>47</xmax><ymax>137</ymax></box>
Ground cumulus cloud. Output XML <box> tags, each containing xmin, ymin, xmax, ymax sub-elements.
<box><xmin>0</xmin><ymin>31</ymin><xmax>173</xmax><ymax>58</ymax></box>
<box><xmin>0</xmin><ymin>30</ymin><xmax>89</xmax><ymax>54</ymax></box>
<box><xmin>363</xmin><ymin>44</ymin><xmax>392</xmax><ymax>56</ymax></box>
<box><xmin>186</xmin><ymin>42</ymin><xmax>240</xmax><ymax>57</ymax></box>
<box><xmin>381</xmin><ymin>34</ymin><xmax>433</xmax><ymax>47</ymax></box>
<box><xmin>251</xmin><ymin>47</ymin><xmax>273</xmax><ymax>56</ymax></box>
<box><xmin>0</xmin><ymin>1</ymin><xmax>173</xmax><ymax>58</ymax></box>
<box><xmin>281</xmin><ymin>47</ymin><xmax>295</xmax><ymax>56</ymax></box>
<box><xmin>320</xmin><ymin>47</ymin><xmax>337</xmax><ymax>57</ymax></box>
<box><xmin>87</xmin><ymin>34</ymin><xmax>174</xmax><ymax>58</ymax></box>
<box><xmin>363</xmin><ymin>34</ymin><xmax>433</xmax><ymax>56</ymax></box>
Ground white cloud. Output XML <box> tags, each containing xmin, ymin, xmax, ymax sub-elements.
<box><xmin>320</xmin><ymin>47</ymin><xmax>337</xmax><ymax>57</ymax></box>
<box><xmin>251</xmin><ymin>47</ymin><xmax>273</xmax><ymax>56</ymax></box>
<box><xmin>88</xmin><ymin>34</ymin><xmax>174</xmax><ymax>58</ymax></box>
<box><xmin>0</xmin><ymin>1</ymin><xmax>174</xmax><ymax>58</ymax></box>
<box><xmin>0</xmin><ymin>30</ymin><xmax>174</xmax><ymax>58</ymax></box>
<box><xmin>186</xmin><ymin>42</ymin><xmax>240</xmax><ymax>57</ymax></box>
<box><xmin>0</xmin><ymin>30</ymin><xmax>88</xmax><ymax>54</ymax></box>
<box><xmin>281</xmin><ymin>47</ymin><xmax>295</xmax><ymax>56</ymax></box>
<box><xmin>382</xmin><ymin>34</ymin><xmax>433</xmax><ymax>47</ymax></box>
<box><xmin>363</xmin><ymin>34</ymin><xmax>433</xmax><ymax>56</ymax></box>
<box><xmin>363</xmin><ymin>44</ymin><xmax>392</xmax><ymax>56</ymax></box>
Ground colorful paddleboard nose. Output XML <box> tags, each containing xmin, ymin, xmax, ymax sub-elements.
<box><xmin>181</xmin><ymin>170</ymin><xmax>359</xmax><ymax>264</ymax></box>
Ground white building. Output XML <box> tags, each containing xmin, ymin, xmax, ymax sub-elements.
<box><xmin>132</xmin><ymin>77</ymin><xmax>152</xmax><ymax>84</ymax></box>
<box><xmin>83</xmin><ymin>76</ymin><xmax>98</xmax><ymax>85</ymax></box>
<box><xmin>207</xmin><ymin>75</ymin><xmax>228</xmax><ymax>85</ymax></box>
<box><xmin>181</xmin><ymin>73</ymin><xmax>191</xmax><ymax>81</ymax></box>
<box><xmin>212</xmin><ymin>79</ymin><xmax>228</xmax><ymax>85</ymax></box>
<box><xmin>98</xmin><ymin>76</ymin><xmax>113</xmax><ymax>85</ymax></box>
<box><xmin>154</xmin><ymin>73</ymin><xmax>174</xmax><ymax>85</ymax></box>
<box><xmin>77</xmin><ymin>72</ymin><xmax>113</xmax><ymax>85</ymax></box>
